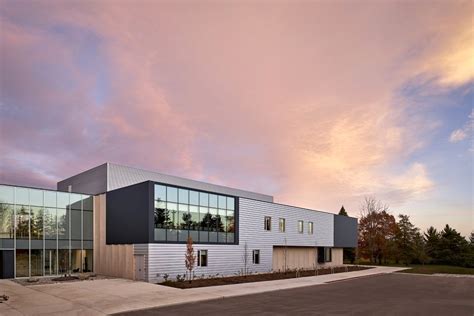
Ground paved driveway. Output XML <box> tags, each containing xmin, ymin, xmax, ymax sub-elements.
<box><xmin>117</xmin><ymin>273</ymin><xmax>474</xmax><ymax>316</ymax></box>
<box><xmin>0</xmin><ymin>266</ymin><xmax>404</xmax><ymax>315</ymax></box>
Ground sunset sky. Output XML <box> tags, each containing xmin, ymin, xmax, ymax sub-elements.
<box><xmin>1</xmin><ymin>1</ymin><xmax>472</xmax><ymax>236</ymax></box>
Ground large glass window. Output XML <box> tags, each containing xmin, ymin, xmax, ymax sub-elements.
<box><xmin>31</xmin><ymin>249</ymin><xmax>43</xmax><ymax>276</ymax></box>
<box><xmin>44</xmin><ymin>249</ymin><xmax>57</xmax><ymax>275</ymax></box>
<box><xmin>29</xmin><ymin>189</ymin><xmax>43</xmax><ymax>206</ymax></box>
<box><xmin>83</xmin><ymin>211</ymin><xmax>93</xmax><ymax>240</ymax></box>
<box><xmin>57</xmin><ymin>209</ymin><xmax>68</xmax><ymax>240</ymax></box>
<box><xmin>16</xmin><ymin>249</ymin><xmax>29</xmax><ymax>277</ymax></box>
<box><xmin>178</xmin><ymin>189</ymin><xmax>189</xmax><ymax>204</ymax></box>
<box><xmin>83</xmin><ymin>249</ymin><xmax>93</xmax><ymax>272</ymax></box>
<box><xmin>155</xmin><ymin>185</ymin><xmax>166</xmax><ymax>202</ymax></box>
<box><xmin>178</xmin><ymin>204</ymin><xmax>189</xmax><ymax>242</ymax></box>
<box><xmin>166</xmin><ymin>202</ymin><xmax>178</xmax><ymax>241</ymax></box>
<box><xmin>71</xmin><ymin>210</ymin><xmax>82</xmax><ymax>240</ymax></box>
<box><xmin>30</xmin><ymin>207</ymin><xmax>43</xmax><ymax>240</ymax></box>
<box><xmin>199</xmin><ymin>192</ymin><xmax>209</xmax><ymax>206</ymax></box>
<box><xmin>16</xmin><ymin>188</ymin><xmax>29</xmax><ymax>205</ymax></box>
<box><xmin>167</xmin><ymin>187</ymin><xmax>178</xmax><ymax>203</ymax></box>
<box><xmin>44</xmin><ymin>208</ymin><xmax>57</xmax><ymax>239</ymax></box>
<box><xmin>0</xmin><ymin>204</ymin><xmax>14</xmax><ymax>239</ymax></box>
<box><xmin>154</xmin><ymin>184</ymin><xmax>236</xmax><ymax>244</ymax></box>
<box><xmin>189</xmin><ymin>191</ymin><xmax>199</xmax><ymax>205</ymax></box>
<box><xmin>15</xmin><ymin>206</ymin><xmax>29</xmax><ymax>239</ymax></box>
<box><xmin>227</xmin><ymin>210</ymin><xmax>235</xmax><ymax>243</ymax></box>
<box><xmin>0</xmin><ymin>185</ymin><xmax>14</xmax><ymax>204</ymax></box>
<box><xmin>209</xmin><ymin>194</ymin><xmax>218</xmax><ymax>208</ymax></box>
<box><xmin>0</xmin><ymin>186</ymin><xmax>94</xmax><ymax>278</ymax></box>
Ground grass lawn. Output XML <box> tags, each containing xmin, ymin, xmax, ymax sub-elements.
<box><xmin>398</xmin><ymin>265</ymin><xmax>474</xmax><ymax>275</ymax></box>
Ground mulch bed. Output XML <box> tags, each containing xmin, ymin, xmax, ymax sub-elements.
<box><xmin>13</xmin><ymin>273</ymin><xmax>112</xmax><ymax>286</ymax></box>
<box><xmin>159</xmin><ymin>266</ymin><xmax>371</xmax><ymax>289</ymax></box>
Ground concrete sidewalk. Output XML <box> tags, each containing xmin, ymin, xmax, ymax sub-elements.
<box><xmin>0</xmin><ymin>266</ymin><xmax>407</xmax><ymax>315</ymax></box>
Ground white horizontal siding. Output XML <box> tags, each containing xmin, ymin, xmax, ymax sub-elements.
<box><xmin>143</xmin><ymin>198</ymin><xmax>335</xmax><ymax>282</ymax></box>
<box><xmin>239</xmin><ymin>198</ymin><xmax>334</xmax><ymax>248</ymax></box>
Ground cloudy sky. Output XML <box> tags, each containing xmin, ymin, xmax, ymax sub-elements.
<box><xmin>1</xmin><ymin>0</ymin><xmax>472</xmax><ymax>236</ymax></box>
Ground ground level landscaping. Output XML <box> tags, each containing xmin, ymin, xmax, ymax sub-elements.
<box><xmin>13</xmin><ymin>273</ymin><xmax>111</xmax><ymax>286</ymax></box>
<box><xmin>159</xmin><ymin>266</ymin><xmax>371</xmax><ymax>289</ymax></box>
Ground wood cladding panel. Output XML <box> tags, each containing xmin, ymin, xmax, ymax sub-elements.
<box><xmin>93</xmin><ymin>194</ymin><xmax>134</xmax><ymax>279</ymax></box>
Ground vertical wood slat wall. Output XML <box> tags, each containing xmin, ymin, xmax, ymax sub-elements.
<box><xmin>93</xmin><ymin>194</ymin><xmax>134</xmax><ymax>279</ymax></box>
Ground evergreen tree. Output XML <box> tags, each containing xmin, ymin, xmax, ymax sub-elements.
<box><xmin>412</xmin><ymin>231</ymin><xmax>429</xmax><ymax>265</ymax></box>
<box><xmin>424</xmin><ymin>226</ymin><xmax>440</xmax><ymax>262</ymax></box>
<box><xmin>395</xmin><ymin>215</ymin><xmax>418</xmax><ymax>265</ymax></box>
<box><xmin>438</xmin><ymin>225</ymin><xmax>470</xmax><ymax>266</ymax></box>
<box><xmin>339</xmin><ymin>206</ymin><xmax>348</xmax><ymax>216</ymax></box>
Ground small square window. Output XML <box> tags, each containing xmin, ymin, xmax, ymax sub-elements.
<box><xmin>264</xmin><ymin>216</ymin><xmax>271</xmax><ymax>231</ymax></box>
<box><xmin>279</xmin><ymin>218</ymin><xmax>285</xmax><ymax>232</ymax></box>
<box><xmin>298</xmin><ymin>220</ymin><xmax>304</xmax><ymax>233</ymax></box>
<box><xmin>198</xmin><ymin>250</ymin><xmax>208</xmax><ymax>267</ymax></box>
<box><xmin>308</xmin><ymin>222</ymin><xmax>314</xmax><ymax>234</ymax></box>
<box><xmin>252</xmin><ymin>250</ymin><xmax>260</xmax><ymax>264</ymax></box>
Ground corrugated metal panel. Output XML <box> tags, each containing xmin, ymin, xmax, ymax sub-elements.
<box><xmin>143</xmin><ymin>197</ymin><xmax>335</xmax><ymax>282</ymax></box>
<box><xmin>108</xmin><ymin>163</ymin><xmax>273</xmax><ymax>202</ymax></box>
<box><xmin>57</xmin><ymin>163</ymin><xmax>108</xmax><ymax>195</ymax></box>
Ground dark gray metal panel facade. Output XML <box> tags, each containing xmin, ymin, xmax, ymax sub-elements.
<box><xmin>333</xmin><ymin>215</ymin><xmax>358</xmax><ymax>248</ymax></box>
<box><xmin>57</xmin><ymin>163</ymin><xmax>107</xmax><ymax>195</ymax></box>
<box><xmin>0</xmin><ymin>250</ymin><xmax>14</xmax><ymax>279</ymax></box>
<box><xmin>106</xmin><ymin>181</ymin><xmax>153</xmax><ymax>244</ymax></box>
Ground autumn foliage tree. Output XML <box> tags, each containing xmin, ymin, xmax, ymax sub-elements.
<box><xmin>185</xmin><ymin>236</ymin><xmax>196</xmax><ymax>282</ymax></box>
<box><xmin>357</xmin><ymin>197</ymin><xmax>473</xmax><ymax>267</ymax></box>
<box><xmin>358</xmin><ymin>197</ymin><xmax>397</xmax><ymax>264</ymax></box>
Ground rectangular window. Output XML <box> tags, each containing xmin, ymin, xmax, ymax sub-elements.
<box><xmin>308</xmin><ymin>221</ymin><xmax>313</xmax><ymax>234</ymax></box>
<box><xmin>252</xmin><ymin>250</ymin><xmax>260</xmax><ymax>264</ymax></box>
<box><xmin>298</xmin><ymin>220</ymin><xmax>304</xmax><ymax>233</ymax></box>
<box><xmin>264</xmin><ymin>216</ymin><xmax>271</xmax><ymax>231</ymax></box>
<box><xmin>197</xmin><ymin>249</ymin><xmax>208</xmax><ymax>267</ymax></box>
<box><xmin>325</xmin><ymin>247</ymin><xmax>332</xmax><ymax>262</ymax></box>
<box><xmin>279</xmin><ymin>218</ymin><xmax>285</xmax><ymax>232</ymax></box>
<box><xmin>154</xmin><ymin>184</ymin><xmax>237</xmax><ymax>245</ymax></box>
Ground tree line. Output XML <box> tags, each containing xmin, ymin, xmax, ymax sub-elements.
<box><xmin>340</xmin><ymin>198</ymin><xmax>473</xmax><ymax>267</ymax></box>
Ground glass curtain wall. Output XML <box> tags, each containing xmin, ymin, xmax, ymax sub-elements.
<box><xmin>154</xmin><ymin>184</ymin><xmax>236</xmax><ymax>244</ymax></box>
<box><xmin>0</xmin><ymin>185</ymin><xmax>93</xmax><ymax>278</ymax></box>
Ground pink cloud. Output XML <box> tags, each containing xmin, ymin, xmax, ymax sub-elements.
<box><xmin>1</xmin><ymin>0</ymin><xmax>472</xmax><ymax>236</ymax></box>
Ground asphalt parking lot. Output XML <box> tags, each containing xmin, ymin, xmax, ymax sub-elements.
<box><xmin>117</xmin><ymin>273</ymin><xmax>474</xmax><ymax>315</ymax></box>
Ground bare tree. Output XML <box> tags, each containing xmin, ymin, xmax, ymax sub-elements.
<box><xmin>359</xmin><ymin>196</ymin><xmax>391</xmax><ymax>264</ymax></box>
<box><xmin>185</xmin><ymin>236</ymin><xmax>196</xmax><ymax>282</ymax></box>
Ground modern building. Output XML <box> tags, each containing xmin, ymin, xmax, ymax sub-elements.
<box><xmin>0</xmin><ymin>163</ymin><xmax>357</xmax><ymax>281</ymax></box>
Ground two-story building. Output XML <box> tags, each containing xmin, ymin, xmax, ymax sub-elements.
<box><xmin>0</xmin><ymin>163</ymin><xmax>357</xmax><ymax>282</ymax></box>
